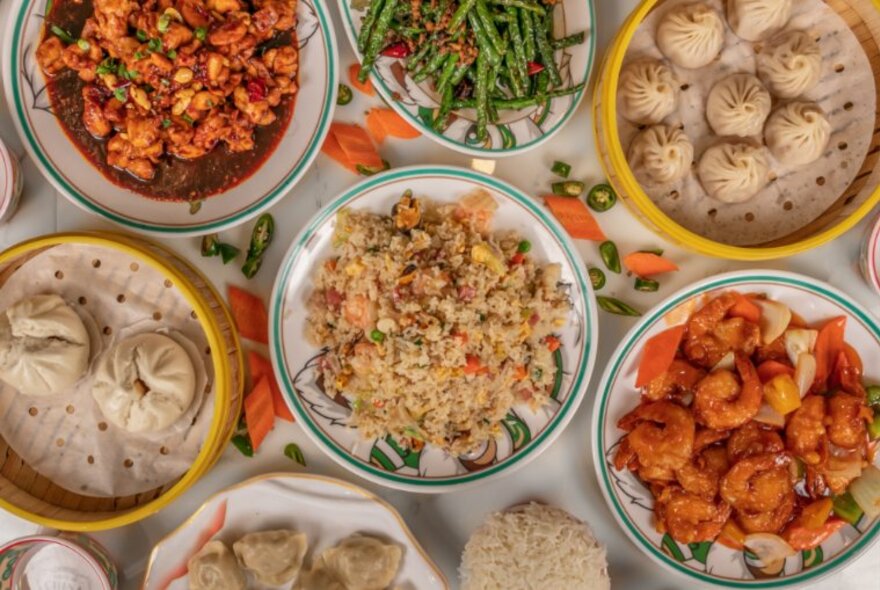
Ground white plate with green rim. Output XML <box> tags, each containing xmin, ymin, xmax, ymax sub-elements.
<box><xmin>337</xmin><ymin>0</ymin><xmax>596</xmax><ymax>157</ymax></box>
<box><xmin>591</xmin><ymin>270</ymin><xmax>880</xmax><ymax>588</ymax></box>
<box><xmin>2</xmin><ymin>0</ymin><xmax>337</xmax><ymax>236</ymax></box>
<box><xmin>270</xmin><ymin>165</ymin><xmax>597</xmax><ymax>492</ymax></box>
<box><xmin>142</xmin><ymin>473</ymin><xmax>448</xmax><ymax>590</ymax></box>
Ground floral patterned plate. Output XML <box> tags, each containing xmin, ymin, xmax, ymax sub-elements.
<box><xmin>592</xmin><ymin>270</ymin><xmax>880</xmax><ymax>588</ymax></box>
<box><xmin>2</xmin><ymin>0</ymin><xmax>337</xmax><ymax>236</ymax></box>
<box><xmin>142</xmin><ymin>473</ymin><xmax>447</xmax><ymax>589</ymax></box>
<box><xmin>336</xmin><ymin>0</ymin><xmax>596</xmax><ymax>157</ymax></box>
<box><xmin>270</xmin><ymin>165</ymin><xmax>597</xmax><ymax>492</ymax></box>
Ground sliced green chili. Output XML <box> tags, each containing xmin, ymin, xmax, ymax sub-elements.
<box><xmin>201</xmin><ymin>234</ymin><xmax>220</xmax><ymax>257</ymax></box>
<box><xmin>242</xmin><ymin>214</ymin><xmax>274</xmax><ymax>279</ymax></box>
<box><xmin>639</xmin><ymin>247</ymin><xmax>665</xmax><ymax>256</ymax></box>
<box><xmin>337</xmin><ymin>83</ymin><xmax>353</xmax><ymax>105</ymax></box>
<box><xmin>634</xmin><ymin>277</ymin><xmax>659</xmax><ymax>292</ymax></box>
<box><xmin>587</xmin><ymin>183</ymin><xmax>617</xmax><ymax>212</ymax></box>
<box><xmin>356</xmin><ymin>160</ymin><xmax>390</xmax><ymax>176</ymax></box>
<box><xmin>551</xmin><ymin>181</ymin><xmax>585</xmax><ymax>198</ymax></box>
<box><xmin>596</xmin><ymin>295</ymin><xmax>641</xmax><ymax>317</ymax></box>
<box><xmin>219</xmin><ymin>243</ymin><xmax>240</xmax><ymax>264</ymax></box>
<box><xmin>284</xmin><ymin>443</ymin><xmax>306</xmax><ymax>466</ymax></box>
<box><xmin>588</xmin><ymin>267</ymin><xmax>605</xmax><ymax>291</ymax></box>
<box><xmin>551</xmin><ymin>160</ymin><xmax>571</xmax><ymax>178</ymax></box>
<box><xmin>599</xmin><ymin>241</ymin><xmax>621</xmax><ymax>274</ymax></box>
<box><xmin>231</xmin><ymin>434</ymin><xmax>254</xmax><ymax>457</ymax></box>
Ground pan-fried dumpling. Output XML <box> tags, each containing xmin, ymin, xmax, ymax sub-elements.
<box><xmin>698</xmin><ymin>142</ymin><xmax>770</xmax><ymax>203</ymax></box>
<box><xmin>233</xmin><ymin>530</ymin><xmax>308</xmax><ymax>586</ymax></box>
<box><xmin>764</xmin><ymin>101</ymin><xmax>831</xmax><ymax>166</ymax></box>
<box><xmin>92</xmin><ymin>333</ymin><xmax>196</xmax><ymax>433</ymax></box>
<box><xmin>188</xmin><ymin>541</ymin><xmax>246</xmax><ymax>590</ymax></box>
<box><xmin>628</xmin><ymin>125</ymin><xmax>694</xmax><ymax>186</ymax></box>
<box><xmin>727</xmin><ymin>0</ymin><xmax>792</xmax><ymax>41</ymax></box>
<box><xmin>618</xmin><ymin>59</ymin><xmax>680</xmax><ymax>124</ymax></box>
<box><xmin>756</xmin><ymin>31</ymin><xmax>822</xmax><ymax>99</ymax></box>
<box><xmin>0</xmin><ymin>294</ymin><xmax>90</xmax><ymax>397</ymax></box>
<box><xmin>318</xmin><ymin>535</ymin><xmax>402</xmax><ymax>590</ymax></box>
<box><xmin>657</xmin><ymin>3</ymin><xmax>725</xmax><ymax>69</ymax></box>
<box><xmin>706</xmin><ymin>74</ymin><xmax>771</xmax><ymax>137</ymax></box>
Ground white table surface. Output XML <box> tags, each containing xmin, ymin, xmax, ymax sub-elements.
<box><xmin>1</xmin><ymin>0</ymin><xmax>879</xmax><ymax>588</ymax></box>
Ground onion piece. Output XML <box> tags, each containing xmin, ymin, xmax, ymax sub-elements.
<box><xmin>849</xmin><ymin>465</ymin><xmax>880</xmax><ymax>519</ymax></box>
<box><xmin>756</xmin><ymin>300</ymin><xmax>792</xmax><ymax>345</ymax></box>
<box><xmin>754</xmin><ymin>402</ymin><xmax>786</xmax><ymax>428</ymax></box>
<box><xmin>784</xmin><ymin>329</ymin><xmax>818</xmax><ymax>366</ymax></box>
<box><xmin>713</xmin><ymin>351</ymin><xmax>735</xmax><ymax>372</ymax></box>
<box><xmin>794</xmin><ymin>352</ymin><xmax>816</xmax><ymax>398</ymax></box>
<box><xmin>743</xmin><ymin>533</ymin><xmax>796</xmax><ymax>570</ymax></box>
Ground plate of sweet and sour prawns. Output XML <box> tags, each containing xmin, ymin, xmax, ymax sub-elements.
<box><xmin>592</xmin><ymin>271</ymin><xmax>880</xmax><ymax>587</ymax></box>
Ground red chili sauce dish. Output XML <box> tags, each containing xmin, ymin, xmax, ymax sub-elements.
<box><xmin>35</xmin><ymin>0</ymin><xmax>300</xmax><ymax>202</ymax></box>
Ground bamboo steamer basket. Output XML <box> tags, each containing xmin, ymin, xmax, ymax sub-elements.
<box><xmin>0</xmin><ymin>232</ymin><xmax>244</xmax><ymax>531</ymax></box>
<box><xmin>593</xmin><ymin>0</ymin><xmax>880</xmax><ymax>260</ymax></box>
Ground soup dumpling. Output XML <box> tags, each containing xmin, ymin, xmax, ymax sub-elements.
<box><xmin>188</xmin><ymin>540</ymin><xmax>246</xmax><ymax>590</ymax></box>
<box><xmin>318</xmin><ymin>535</ymin><xmax>402</xmax><ymax>590</ymax></box>
<box><xmin>233</xmin><ymin>529</ymin><xmax>308</xmax><ymax>586</ymax></box>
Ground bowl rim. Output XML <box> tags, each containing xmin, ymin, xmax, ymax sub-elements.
<box><xmin>590</xmin><ymin>269</ymin><xmax>880</xmax><ymax>588</ymax></box>
<box><xmin>140</xmin><ymin>472</ymin><xmax>450</xmax><ymax>590</ymax></box>
<box><xmin>269</xmin><ymin>164</ymin><xmax>598</xmax><ymax>492</ymax></box>
<box><xmin>0</xmin><ymin>535</ymin><xmax>115</xmax><ymax>590</ymax></box>
<box><xmin>336</xmin><ymin>0</ymin><xmax>597</xmax><ymax>158</ymax></box>
<box><xmin>592</xmin><ymin>0</ymin><xmax>880</xmax><ymax>261</ymax></box>
<box><xmin>1</xmin><ymin>0</ymin><xmax>339</xmax><ymax>236</ymax></box>
<box><xmin>0</xmin><ymin>232</ymin><xmax>236</xmax><ymax>531</ymax></box>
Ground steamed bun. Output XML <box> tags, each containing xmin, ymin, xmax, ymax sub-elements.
<box><xmin>233</xmin><ymin>530</ymin><xmax>308</xmax><ymax>586</ymax></box>
<box><xmin>0</xmin><ymin>294</ymin><xmax>90</xmax><ymax>396</ymax></box>
<box><xmin>92</xmin><ymin>332</ymin><xmax>196</xmax><ymax>433</ymax></box>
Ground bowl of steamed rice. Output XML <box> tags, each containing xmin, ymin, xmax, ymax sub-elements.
<box><xmin>270</xmin><ymin>166</ymin><xmax>597</xmax><ymax>491</ymax></box>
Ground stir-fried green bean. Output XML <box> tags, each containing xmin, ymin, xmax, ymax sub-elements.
<box><xmin>359</xmin><ymin>0</ymin><xmax>399</xmax><ymax>82</ymax></box>
<box><xmin>435</xmin><ymin>53</ymin><xmax>460</xmax><ymax>94</ymax></box>
<box><xmin>552</xmin><ymin>31</ymin><xmax>585</xmax><ymax>50</ymax></box>
<box><xmin>413</xmin><ymin>50</ymin><xmax>447</xmax><ymax>82</ymax></box>
<box><xmin>357</xmin><ymin>0</ymin><xmax>385</xmax><ymax>52</ymax></box>
<box><xmin>535</xmin><ymin>13</ymin><xmax>561</xmax><ymax>86</ymax></box>
<box><xmin>475</xmin><ymin>50</ymin><xmax>490</xmax><ymax>140</ymax></box>
<box><xmin>489</xmin><ymin>0</ymin><xmax>545</xmax><ymax>14</ymax></box>
<box><xmin>448</xmin><ymin>0</ymin><xmax>478</xmax><ymax>30</ymax></box>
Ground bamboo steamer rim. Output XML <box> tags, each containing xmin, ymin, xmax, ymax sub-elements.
<box><xmin>0</xmin><ymin>232</ymin><xmax>237</xmax><ymax>531</ymax></box>
<box><xmin>593</xmin><ymin>0</ymin><xmax>880</xmax><ymax>261</ymax></box>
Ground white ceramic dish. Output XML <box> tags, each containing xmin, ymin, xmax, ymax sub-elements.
<box><xmin>336</xmin><ymin>0</ymin><xmax>596</xmax><ymax>157</ymax></box>
<box><xmin>592</xmin><ymin>270</ymin><xmax>880</xmax><ymax>588</ymax></box>
<box><xmin>142</xmin><ymin>473</ymin><xmax>448</xmax><ymax>590</ymax></box>
<box><xmin>2</xmin><ymin>0</ymin><xmax>337</xmax><ymax>236</ymax></box>
<box><xmin>270</xmin><ymin>165</ymin><xmax>597</xmax><ymax>492</ymax></box>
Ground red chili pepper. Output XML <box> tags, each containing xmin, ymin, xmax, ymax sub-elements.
<box><xmin>380</xmin><ymin>42</ymin><xmax>411</xmax><ymax>58</ymax></box>
<box><xmin>527</xmin><ymin>61</ymin><xmax>545</xmax><ymax>76</ymax></box>
<box><xmin>247</xmin><ymin>78</ymin><xmax>267</xmax><ymax>102</ymax></box>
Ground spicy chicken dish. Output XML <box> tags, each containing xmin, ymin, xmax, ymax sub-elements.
<box><xmin>36</xmin><ymin>0</ymin><xmax>299</xmax><ymax>200</ymax></box>
<box><xmin>614</xmin><ymin>292</ymin><xmax>880</xmax><ymax>555</ymax></box>
<box><xmin>306</xmin><ymin>191</ymin><xmax>571</xmax><ymax>455</ymax></box>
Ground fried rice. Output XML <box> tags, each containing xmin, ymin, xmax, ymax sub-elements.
<box><xmin>305</xmin><ymin>190</ymin><xmax>571</xmax><ymax>455</ymax></box>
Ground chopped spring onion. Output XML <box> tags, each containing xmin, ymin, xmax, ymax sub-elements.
<box><xmin>370</xmin><ymin>329</ymin><xmax>386</xmax><ymax>343</ymax></box>
<box><xmin>50</xmin><ymin>25</ymin><xmax>75</xmax><ymax>44</ymax></box>
<box><xmin>195</xmin><ymin>27</ymin><xmax>208</xmax><ymax>41</ymax></box>
<box><xmin>833</xmin><ymin>491</ymin><xmax>864</xmax><ymax>525</ymax></box>
<box><xmin>848</xmin><ymin>465</ymin><xmax>880</xmax><ymax>519</ymax></box>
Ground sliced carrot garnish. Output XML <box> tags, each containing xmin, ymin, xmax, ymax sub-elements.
<box><xmin>349</xmin><ymin>64</ymin><xmax>375</xmax><ymax>96</ymax></box>
<box><xmin>228</xmin><ymin>285</ymin><xmax>269</xmax><ymax>344</ymax></box>
<box><xmin>757</xmin><ymin>360</ymin><xmax>795</xmax><ymax>383</ymax></box>
<box><xmin>543</xmin><ymin>195</ymin><xmax>606</xmax><ymax>241</ymax></box>
<box><xmin>729</xmin><ymin>292</ymin><xmax>762</xmax><ymax>324</ymax></box>
<box><xmin>321</xmin><ymin>131</ymin><xmax>359</xmax><ymax>173</ymax></box>
<box><xmin>369</xmin><ymin>107</ymin><xmax>420</xmax><ymax>139</ymax></box>
<box><xmin>244</xmin><ymin>375</ymin><xmax>275</xmax><ymax>451</ymax></box>
<box><xmin>248</xmin><ymin>351</ymin><xmax>294</xmax><ymax>422</ymax></box>
<box><xmin>622</xmin><ymin>252</ymin><xmax>679</xmax><ymax>278</ymax></box>
<box><xmin>635</xmin><ymin>325</ymin><xmax>686</xmax><ymax>388</ymax></box>
<box><xmin>330</xmin><ymin>122</ymin><xmax>384</xmax><ymax>170</ymax></box>
<box><xmin>365</xmin><ymin>109</ymin><xmax>388</xmax><ymax>145</ymax></box>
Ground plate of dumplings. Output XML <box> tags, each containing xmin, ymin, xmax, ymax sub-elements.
<box><xmin>597</xmin><ymin>0</ymin><xmax>880</xmax><ymax>258</ymax></box>
<box><xmin>143</xmin><ymin>473</ymin><xmax>448</xmax><ymax>590</ymax></box>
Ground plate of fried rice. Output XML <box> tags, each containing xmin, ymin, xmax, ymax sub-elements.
<box><xmin>270</xmin><ymin>165</ymin><xmax>597</xmax><ymax>491</ymax></box>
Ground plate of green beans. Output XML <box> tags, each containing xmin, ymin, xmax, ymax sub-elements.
<box><xmin>340</xmin><ymin>0</ymin><xmax>596</xmax><ymax>156</ymax></box>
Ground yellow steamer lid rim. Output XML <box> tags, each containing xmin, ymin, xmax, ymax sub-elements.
<box><xmin>0</xmin><ymin>232</ymin><xmax>237</xmax><ymax>531</ymax></box>
<box><xmin>595</xmin><ymin>0</ymin><xmax>880</xmax><ymax>261</ymax></box>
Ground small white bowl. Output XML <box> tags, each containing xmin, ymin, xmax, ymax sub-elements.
<box><xmin>2</xmin><ymin>0</ymin><xmax>337</xmax><ymax>236</ymax></box>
